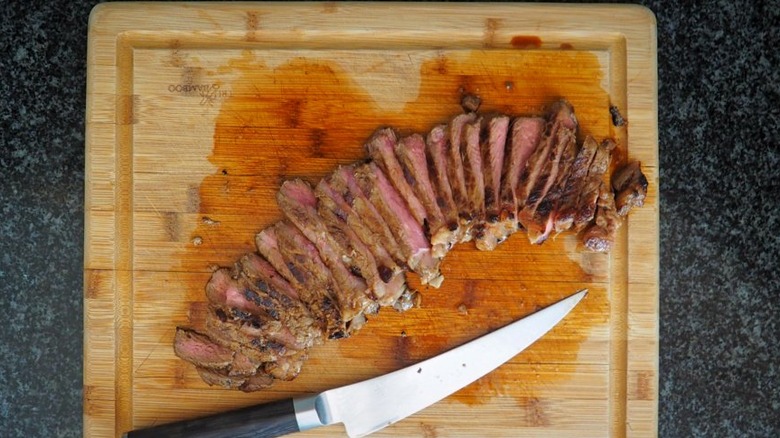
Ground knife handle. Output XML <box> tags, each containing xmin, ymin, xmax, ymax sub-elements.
<box><xmin>124</xmin><ymin>398</ymin><xmax>299</xmax><ymax>438</ymax></box>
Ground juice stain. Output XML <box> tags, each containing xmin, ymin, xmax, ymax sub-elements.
<box><xmin>183</xmin><ymin>46</ymin><xmax>613</xmax><ymax>412</ymax></box>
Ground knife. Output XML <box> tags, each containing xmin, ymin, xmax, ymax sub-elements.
<box><xmin>126</xmin><ymin>289</ymin><xmax>587</xmax><ymax>438</ymax></box>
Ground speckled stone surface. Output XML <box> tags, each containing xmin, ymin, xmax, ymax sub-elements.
<box><xmin>0</xmin><ymin>0</ymin><xmax>777</xmax><ymax>437</ymax></box>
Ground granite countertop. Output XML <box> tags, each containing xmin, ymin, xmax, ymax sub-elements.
<box><xmin>1</xmin><ymin>0</ymin><xmax>777</xmax><ymax>436</ymax></box>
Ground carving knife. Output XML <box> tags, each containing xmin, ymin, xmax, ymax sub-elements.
<box><xmin>126</xmin><ymin>289</ymin><xmax>587</xmax><ymax>438</ymax></box>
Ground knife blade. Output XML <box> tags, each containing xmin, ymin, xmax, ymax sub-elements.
<box><xmin>126</xmin><ymin>289</ymin><xmax>587</xmax><ymax>438</ymax></box>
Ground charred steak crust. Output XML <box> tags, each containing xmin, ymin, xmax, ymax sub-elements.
<box><xmin>175</xmin><ymin>99</ymin><xmax>648</xmax><ymax>391</ymax></box>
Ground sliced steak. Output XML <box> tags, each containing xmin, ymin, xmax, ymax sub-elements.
<box><xmin>476</xmin><ymin>115</ymin><xmax>510</xmax><ymax>251</ymax></box>
<box><xmin>573</xmin><ymin>139</ymin><xmax>616</xmax><ymax>231</ymax></box>
<box><xmin>238</xmin><ymin>253</ymin><xmax>324</xmax><ymax>348</ymax></box>
<box><xmin>496</xmin><ymin>117</ymin><xmax>545</xmax><ymax>239</ymax></box>
<box><xmin>354</xmin><ymin>162</ymin><xmax>443</xmax><ymax>287</ymax></box>
<box><xmin>315</xmin><ymin>177</ymin><xmax>410</xmax><ymax>307</ymax></box>
<box><xmin>174</xmin><ymin>327</ymin><xmax>273</xmax><ymax>389</ymax></box>
<box><xmin>517</xmin><ymin>100</ymin><xmax>578</xmax><ymax>243</ymax></box>
<box><xmin>612</xmin><ymin>161</ymin><xmax>648</xmax><ymax>216</ymax></box>
<box><xmin>277</xmin><ymin>179</ymin><xmax>375</xmax><ymax>321</ymax></box>
<box><xmin>228</xmin><ymin>350</ymin><xmax>263</xmax><ymax>377</ymax></box>
<box><xmin>582</xmin><ymin>182</ymin><xmax>622</xmax><ymax>252</ymax></box>
<box><xmin>329</xmin><ymin>165</ymin><xmax>407</xmax><ymax>267</ymax></box>
<box><xmin>195</xmin><ymin>365</ymin><xmax>275</xmax><ymax>392</ymax></box>
<box><xmin>395</xmin><ymin>133</ymin><xmax>453</xmax><ymax>257</ymax></box>
<box><xmin>254</xmin><ymin>227</ymin><xmax>299</xmax><ymax>299</ymax></box>
<box><xmin>173</xmin><ymin>327</ymin><xmax>234</xmax><ymax>371</ymax></box>
<box><xmin>205</xmin><ymin>267</ymin><xmax>316</xmax><ymax>351</ymax></box>
<box><xmin>523</xmin><ymin>127</ymin><xmax>579</xmax><ymax>244</ymax></box>
<box><xmin>447</xmin><ymin>113</ymin><xmax>478</xmax><ymax>239</ymax></box>
<box><xmin>239</xmin><ymin>372</ymin><xmax>275</xmax><ymax>392</ymax></box>
<box><xmin>263</xmin><ymin>350</ymin><xmax>309</xmax><ymax>381</ymax></box>
<box><xmin>553</xmin><ymin>135</ymin><xmax>600</xmax><ymax>233</ymax></box>
<box><xmin>204</xmin><ymin>308</ymin><xmax>291</xmax><ymax>363</ymax></box>
<box><xmin>271</xmin><ymin>221</ymin><xmax>348</xmax><ymax>338</ymax></box>
<box><xmin>195</xmin><ymin>366</ymin><xmax>247</xmax><ymax>390</ymax></box>
<box><xmin>365</xmin><ymin>128</ymin><xmax>428</xmax><ymax>228</ymax></box>
<box><xmin>461</xmin><ymin>117</ymin><xmax>486</xmax><ymax>231</ymax></box>
<box><xmin>425</xmin><ymin>125</ymin><xmax>461</xmax><ymax>241</ymax></box>
<box><xmin>187</xmin><ymin>302</ymin><xmax>287</xmax><ymax>364</ymax></box>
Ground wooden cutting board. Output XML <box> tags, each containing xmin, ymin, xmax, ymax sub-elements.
<box><xmin>84</xmin><ymin>2</ymin><xmax>658</xmax><ymax>437</ymax></box>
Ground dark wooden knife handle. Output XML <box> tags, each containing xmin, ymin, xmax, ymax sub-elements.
<box><xmin>125</xmin><ymin>398</ymin><xmax>299</xmax><ymax>438</ymax></box>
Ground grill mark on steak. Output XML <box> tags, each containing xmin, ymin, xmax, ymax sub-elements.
<box><xmin>476</xmin><ymin>115</ymin><xmax>510</xmax><ymax>251</ymax></box>
<box><xmin>354</xmin><ymin>162</ymin><xmax>443</xmax><ymax>288</ymax></box>
<box><xmin>395</xmin><ymin>133</ymin><xmax>454</xmax><ymax>257</ymax></box>
<box><xmin>365</xmin><ymin>128</ymin><xmax>429</xmax><ymax>228</ymax></box>
<box><xmin>425</xmin><ymin>125</ymin><xmax>461</xmax><ymax>238</ymax></box>
<box><xmin>496</xmin><ymin>117</ymin><xmax>545</xmax><ymax>240</ymax></box>
<box><xmin>277</xmin><ymin>180</ymin><xmax>373</xmax><ymax>329</ymax></box>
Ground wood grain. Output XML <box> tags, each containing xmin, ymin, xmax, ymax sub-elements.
<box><xmin>84</xmin><ymin>3</ymin><xmax>658</xmax><ymax>437</ymax></box>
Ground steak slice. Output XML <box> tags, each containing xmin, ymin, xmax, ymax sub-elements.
<box><xmin>523</xmin><ymin>127</ymin><xmax>579</xmax><ymax>244</ymax></box>
<box><xmin>496</xmin><ymin>117</ymin><xmax>545</xmax><ymax>239</ymax></box>
<box><xmin>425</xmin><ymin>125</ymin><xmax>461</xmax><ymax>241</ymax></box>
<box><xmin>263</xmin><ymin>350</ymin><xmax>309</xmax><ymax>381</ymax></box>
<box><xmin>195</xmin><ymin>367</ymin><xmax>248</xmax><ymax>390</ymax></box>
<box><xmin>187</xmin><ymin>301</ymin><xmax>289</xmax><ymax>364</ymax></box>
<box><xmin>254</xmin><ymin>227</ymin><xmax>298</xmax><ymax>299</ymax></box>
<box><xmin>330</xmin><ymin>165</ymin><xmax>407</xmax><ymax>267</ymax></box>
<box><xmin>354</xmin><ymin>162</ymin><xmax>443</xmax><ymax>287</ymax></box>
<box><xmin>517</xmin><ymin>100</ymin><xmax>578</xmax><ymax>243</ymax></box>
<box><xmin>206</xmin><ymin>267</ymin><xmax>317</xmax><ymax>351</ymax></box>
<box><xmin>238</xmin><ymin>372</ymin><xmax>276</xmax><ymax>392</ymax></box>
<box><xmin>272</xmin><ymin>221</ymin><xmax>351</xmax><ymax>337</ymax></box>
<box><xmin>461</xmin><ymin>117</ymin><xmax>486</xmax><ymax>234</ymax></box>
<box><xmin>315</xmin><ymin>177</ymin><xmax>410</xmax><ymax>307</ymax></box>
<box><xmin>476</xmin><ymin>115</ymin><xmax>510</xmax><ymax>251</ymax></box>
<box><xmin>573</xmin><ymin>139</ymin><xmax>617</xmax><ymax>231</ymax></box>
<box><xmin>395</xmin><ymin>133</ymin><xmax>453</xmax><ymax>257</ymax></box>
<box><xmin>195</xmin><ymin>365</ymin><xmax>275</xmax><ymax>392</ymax></box>
<box><xmin>238</xmin><ymin>253</ymin><xmax>324</xmax><ymax>348</ymax></box>
<box><xmin>204</xmin><ymin>308</ymin><xmax>291</xmax><ymax>363</ymax></box>
<box><xmin>277</xmin><ymin>179</ymin><xmax>375</xmax><ymax>320</ymax></box>
<box><xmin>612</xmin><ymin>161</ymin><xmax>648</xmax><ymax>216</ymax></box>
<box><xmin>582</xmin><ymin>182</ymin><xmax>622</xmax><ymax>252</ymax></box>
<box><xmin>174</xmin><ymin>327</ymin><xmax>234</xmax><ymax>371</ymax></box>
<box><xmin>553</xmin><ymin>135</ymin><xmax>600</xmax><ymax>233</ymax></box>
<box><xmin>174</xmin><ymin>327</ymin><xmax>273</xmax><ymax>391</ymax></box>
<box><xmin>447</xmin><ymin>113</ymin><xmax>478</xmax><ymax>239</ymax></box>
<box><xmin>365</xmin><ymin>128</ymin><xmax>428</xmax><ymax>228</ymax></box>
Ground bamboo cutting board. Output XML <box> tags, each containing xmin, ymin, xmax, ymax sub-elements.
<box><xmin>84</xmin><ymin>2</ymin><xmax>658</xmax><ymax>437</ymax></box>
